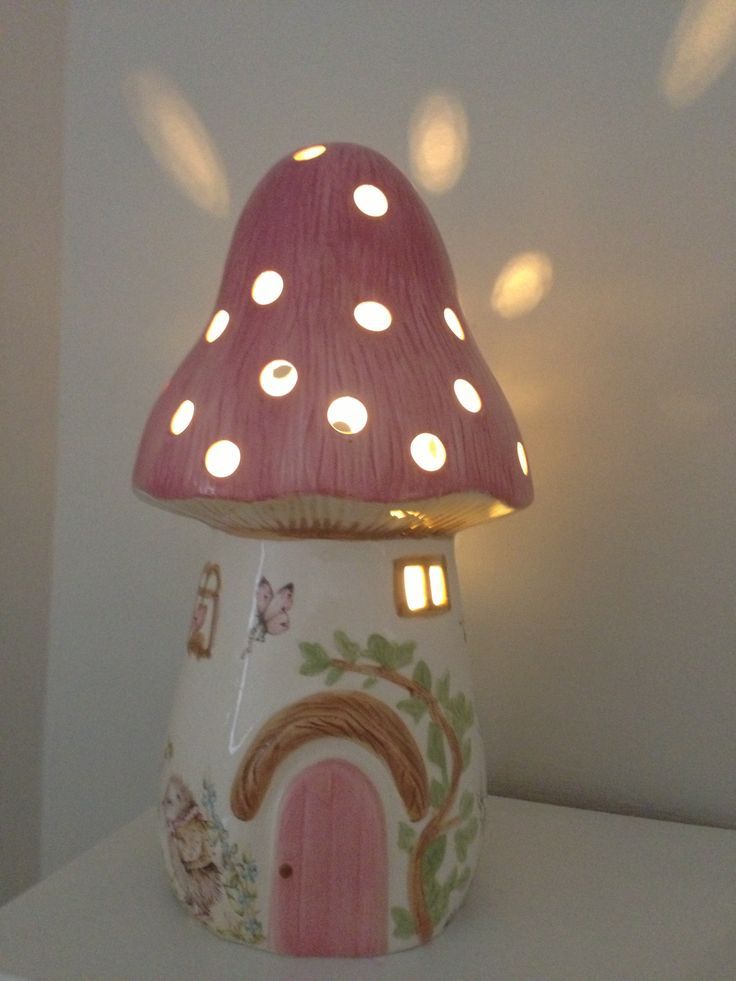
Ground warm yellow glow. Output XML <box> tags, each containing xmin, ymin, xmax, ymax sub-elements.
<box><xmin>354</xmin><ymin>301</ymin><xmax>392</xmax><ymax>332</ymax></box>
<box><xmin>205</xmin><ymin>309</ymin><xmax>230</xmax><ymax>342</ymax></box>
<box><xmin>488</xmin><ymin>501</ymin><xmax>515</xmax><ymax>519</ymax></box>
<box><xmin>443</xmin><ymin>307</ymin><xmax>465</xmax><ymax>340</ymax></box>
<box><xmin>124</xmin><ymin>69</ymin><xmax>229</xmax><ymax>217</ymax></box>
<box><xmin>491</xmin><ymin>251</ymin><xmax>553</xmax><ymax>319</ymax></box>
<box><xmin>517</xmin><ymin>441</ymin><xmax>529</xmax><ymax>476</ymax></box>
<box><xmin>453</xmin><ymin>379</ymin><xmax>482</xmax><ymax>413</ymax></box>
<box><xmin>428</xmin><ymin>565</ymin><xmax>448</xmax><ymax>607</ymax></box>
<box><xmin>169</xmin><ymin>400</ymin><xmax>194</xmax><ymax>435</ymax></box>
<box><xmin>259</xmin><ymin>360</ymin><xmax>298</xmax><ymax>397</ymax></box>
<box><xmin>293</xmin><ymin>144</ymin><xmax>326</xmax><ymax>161</ymax></box>
<box><xmin>390</xmin><ymin>510</ymin><xmax>408</xmax><ymax>519</ymax></box>
<box><xmin>251</xmin><ymin>270</ymin><xmax>284</xmax><ymax>305</ymax></box>
<box><xmin>403</xmin><ymin>565</ymin><xmax>428</xmax><ymax>612</ymax></box>
<box><xmin>327</xmin><ymin>396</ymin><xmax>368</xmax><ymax>435</ymax></box>
<box><xmin>409</xmin><ymin>91</ymin><xmax>469</xmax><ymax>194</ymax></box>
<box><xmin>410</xmin><ymin>433</ymin><xmax>446</xmax><ymax>472</ymax></box>
<box><xmin>353</xmin><ymin>184</ymin><xmax>388</xmax><ymax>217</ymax></box>
<box><xmin>205</xmin><ymin>440</ymin><xmax>241</xmax><ymax>478</ymax></box>
<box><xmin>660</xmin><ymin>0</ymin><xmax>736</xmax><ymax>107</ymax></box>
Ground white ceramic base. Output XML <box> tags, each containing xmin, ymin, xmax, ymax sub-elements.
<box><xmin>160</xmin><ymin>533</ymin><xmax>486</xmax><ymax>956</ymax></box>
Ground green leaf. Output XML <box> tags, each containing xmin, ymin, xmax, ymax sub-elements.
<box><xmin>412</xmin><ymin>659</ymin><xmax>432</xmax><ymax>691</ymax></box>
<box><xmin>298</xmin><ymin>641</ymin><xmax>330</xmax><ymax>675</ymax></box>
<box><xmin>454</xmin><ymin>817</ymin><xmax>479</xmax><ymax>863</ymax></box>
<box><xmin>333</xmin><ymin>630</ymin><xmax>360</xmax><ymax>662</ymax></box>
<box><xmin>396</xmin><ymin>697</ymin><xmax>427</xmax><ymax>724</ymax></box>
<box><xmin>393</xmin><ymin>641</ymin><xmax>415</xmax><ymax>668</ymax></box>
<box><xmin>436</xmin><ymin>671</ymin><xmax>450</xmax><ymax>708</ymax></box>
<box><xmin>456</xmin><ymin>866</ymin><xmax>471</xmax><ymax>891</ymax></box>
<box><xmin>459</xmin><ymin>789</ymin><xmax>474</xmax><ymax>822</ymax></box>
<box><xmin>362</xmin><ymin>676</ymin><xmax>378</xmax><ymax>689</ymax></box>
<box><xmin>428</xmin><ymin>883</ymin><xmax>449</xmax><ymax>926</ymax></box>
<box><xmin>397</xmin><ymin>821</ymin><xmax>416</xmax><ymax>852</ymax></box>
<box><xmin>427</xmin><ymin>722</ymin><xmax>446</xmax><ymax>772</ymax></box>
<box><xmin>462</xmin><ymin>738</ymin><xmax>472</xmax><ymax>771</ymax></box>
<box><xmin>324</xmin><ymin>666</ymin><xmax>344</xmax><ymax>686</ymax></box>
<box><xmin>391</xmin><ymin>906</ymin><xmax>416</xmax><ymax>939</ymax></box>
<box><xmin>430</xmin><ymin>778</ymin><xmax>447</xmax><ymax>809</ymax></box>
<box><xmin>365</xmin><ymin>633</ymin><xmax>393</xmax><ymax>667</ymax></box>
<box><xmin>422</xmin><ymin>833</ymin><xmax>447</xmax><ymax>882</ymax></box>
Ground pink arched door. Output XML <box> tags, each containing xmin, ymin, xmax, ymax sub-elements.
<box><xmin>271</xmin><ymin>758</ymin><xmax>388</xmax><ymax>956</ymax></box>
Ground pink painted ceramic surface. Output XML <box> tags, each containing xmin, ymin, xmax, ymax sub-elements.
<box><xmin>133</xmin><ymin>143</ymin><xmax>532</xmax><ymax>535</ymax></box>
<box><xmin>271</xmin><ymin>758</ymin><xmax>388</xmax><ymax>957</ymax></box>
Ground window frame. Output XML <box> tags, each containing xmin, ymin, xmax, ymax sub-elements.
<box><xmin>393</xmin><ymin>554</ymin><xmax>451</xmax><ymax>618</ymax></box>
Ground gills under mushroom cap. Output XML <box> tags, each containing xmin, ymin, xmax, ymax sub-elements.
<box><xmin>133</xmin><ymin>143</ymin><xmax>533</xmax><ymax>538</ymax></box>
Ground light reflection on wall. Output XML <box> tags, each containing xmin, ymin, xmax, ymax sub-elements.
<box><xmin>408</xmin><ymin>91</ymin><xmax>469</xmax><ymax>194</ymax></box>
<box><xmin>659</xmin><ymin>0</ymin><xmax>736</xmax><ymax>107</ymax></box>
<box><xmin>125</xmin><ymin>69</ymin><xmax>230</xmax><ymax>216</ymax></box>
<box><xmin>491</xmin><ymin>251</ymin><xmax>553</xmax><ymax>319</ymax></box>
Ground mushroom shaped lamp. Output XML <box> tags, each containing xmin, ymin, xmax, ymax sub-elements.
<box><xmin>134</xmin><ymin>143</ymin><xmax>532</xmax><ymax>957</ymax></box>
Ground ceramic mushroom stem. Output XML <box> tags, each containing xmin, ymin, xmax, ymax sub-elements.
<box><xmin>134</xmin><ymin>143</ymin><xmax>532</xmax><ymax>957</ymax></box>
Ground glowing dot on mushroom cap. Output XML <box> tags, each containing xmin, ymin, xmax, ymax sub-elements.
<box><xmin>453</xmin><ymin>379</ymin><xmax>482</xmax><ymax>413</ymax></box>
<box><xmin>251</xmin><ymin>271</ymin><xmax>284</xmax><ymax>305</ymax></box>
<box><xmin>327</xmin><ymin>396</ymin><xmax>368</xmax><ymax>435</ymax></box>
<box><xmin>354</xmin><ymin>301</ymin><xmax>392</xmax><ymax>332</ymax></box>
<box><xmin>259</xmin><ymin>359</ymin><xmax>298</xmax><ymax>397</ymax></box>
<box><xmin>169</xmin><ymin>400</ymin><xmax>194</xmax><ymax>435</ymax></box>
<box><xmin>443</xmin><ymin>307</ymin><xmax>465</xmax><ymax>339</ymax></box>
<box><xmin>353</xmin><ymin>184</ymin><xmax>388</xmax><ymax>217</ymax></box>
<box><xmin>205</xmin><ymin>309</ymin><xmax>229</xmax><ymax>342</ymax></box>
<box><xmin>517</xmin><ymin>441</ymin><xmax>529</xmax><ymax>476</ymax></box>
<box><xmin>410</xmin><ymin>433</ymin><xmax>446</xmax><ymax>471</ymax></box>
<box><xmin>293</xmin><ymin>144</ymin><xmax>326</xmax><ymax>161</ymax></box>
<box><xmin>205</xmin><ymin>440</ymin><xmax>241</xmax><ymax>478</ymax></box>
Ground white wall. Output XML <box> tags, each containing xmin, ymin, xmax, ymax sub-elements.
<box><xmin>0</xmin><ymin>0</ymin><xmax>66</xmax><ymax>903</ymax></box>
<box><xmin>7</xmin><ymin>0</ymin><xmax>732</xmax><ymax>885</ymax></box>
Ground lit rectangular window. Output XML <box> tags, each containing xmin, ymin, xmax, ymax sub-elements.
<box><xmin>403</xmin><ymin>565</ymin><xmax>428</xmax><ymax>612</ymax></box>
<box><xmin>394</xmin><ymin>555</ymin><xmax>450</xmax><ymax>617</ymax></box>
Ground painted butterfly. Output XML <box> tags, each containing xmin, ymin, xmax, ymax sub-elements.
<box><xmin>248</xmin><ymin>577</ymin><xmax>294</xmax><ymax>646</ymax></box>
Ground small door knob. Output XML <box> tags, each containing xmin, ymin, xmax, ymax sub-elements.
<box><xmin>279</xmin><ymin>863</ymin><xmax>293</xmax><ymax>879</ymax></box>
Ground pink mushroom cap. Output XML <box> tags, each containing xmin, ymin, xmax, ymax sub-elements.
<box><xmin>133</xmin><ymin>142</ymin><xmax>533</xmax><ymax>538</ymax></box>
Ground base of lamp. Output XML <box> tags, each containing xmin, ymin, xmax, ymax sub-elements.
<box><xmin>159</xmin><ymin>533</ymin><xmax>486</xmax><ymax>956</ymax></box>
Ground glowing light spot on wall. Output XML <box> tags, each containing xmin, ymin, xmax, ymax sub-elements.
<box><xmin>517</xmin><ymin>441</ymin><xmax>529</xmax><ymax>476</ymax></box>
<box><xmin>410</xmin><ymin>433</ymin><xmax>446</xmax><ymax>472</ymax></box>
<box><xmin>403</xmin><ymin>565</ymin><xmax>428</xmax><ymax>612</ymax></box>
<box><xmin>354</xmin><ymin>301</ymin><xmax>392</xmax><ymax>332</ymax></box>
<box><xmin>293</xmin><ymin>144</ymin><xmax>326</xmax><ymax>161</ymax></box>
<box><xmin>659</xmin><ymin>0</ymin><xmax>736</xmax><ymax>107</ymax></box>
<box><xmin>169</xmin><ymin>400</ymin><xmax>194</xmax><ymax>435</ymax></box>
<box><xmin>453</xmin><ymin>379</ymin><xmax>482</xmax><ymax>413</ymax></box>
<box><xmin>443</xmin><ymin>307</ymin><xmax>465</xmax><ymax>339</ymax></box>
<box><xmin>205</xmin><ymin>440</ymin><xmax>241</xmax><ymax>478</ymax></box>
<box><xmin>409</xmin><ymin>91</ymin><xmax>469</xmax><ymax>194</ymax></box>
<box><xmin>205</xmin><ymin>309</ymin><xmax>230</xmax><ymax>342</ymax></box>
<box><xmin>327</xmin><ymin>396</ymin><xmax>368</xmax><ymax>435</ymax></box>
<box><xmin>124</xmin><ymin>69</ymin><xmax>230</xmax><ymax>217</ymax></box>
<box><xmin>259</xmin><ymin>360</ymin><xmax>298</xmax><ymax>397</ymax></box>
<box><xmin>251</xmin><ymin>271</ymin><xmax>284</xmax><ymax>305</ymax></box>
<box><xmin>428</xmin><ymin>565</ymin><xmax>448</xmax><ymax>607</ymax></box>
<box><xmin>353</xmin><ymin>184</ymin><xmax>388</xmax><ymax>217</ymax></box>
<box><xmin>491</xmin><ymin>252</ymin><xmax>553</xmax><ymax>319</ymax></box>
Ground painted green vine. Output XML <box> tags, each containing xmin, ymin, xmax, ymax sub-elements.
<box><xmin>299</xmin><ymin>631</ymin><xmax>481</xmax><ymax>943</ymax></box>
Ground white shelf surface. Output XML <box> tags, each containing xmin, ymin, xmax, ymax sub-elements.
<box><xmin>1</xmin><ymin>797</ymin><xmax>735</xmax><ymax>980</ymax></box>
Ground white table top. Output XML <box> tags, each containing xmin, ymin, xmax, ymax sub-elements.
<box><xmin>1</xmin><ymin>796</ymin><xmax>734</xmax><ymax>981</ymax></box>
